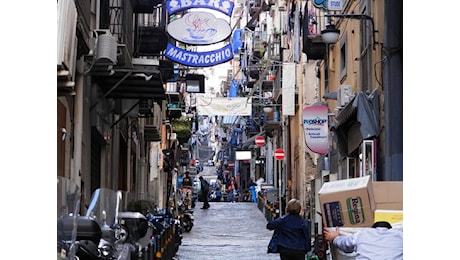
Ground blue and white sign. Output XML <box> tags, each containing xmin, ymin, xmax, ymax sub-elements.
<box><xmin>327</xmin><ymin>0</ymin><xmax>343</xmax><ymax>11</ymax></box>
<box><xmin>168</xmin><ymin>12</ymin><xmax>232</xmax><ymax>45</ymax></box>
<box><xmin>165</xmin><ymin>43</ymin><xmax>233</xmax><ymax>67</ymax></box>
<box><xmin>166</xmin><ymin>0</ymin><xmax>234</xmax><ymax>16</ymax></box>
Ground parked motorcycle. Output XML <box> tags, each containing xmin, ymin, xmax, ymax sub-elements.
<box><xmin>58</xmin><ymin>183</ymin><xmax>154</xmax><ymax>260</ymax></box>
<box><xmin>146</xmin><ymin>208</ymin><xmax>182</xmax><ymax>254</ymax></box>
<box><xmin>91</xmin><ymin>188</ymin><xmax>154</xmax><ymax>259</ymax></box>
<box><xmin>177</xmin><ymin>201</ymin><xmax>194</xmax><ymax>233</ymax></box>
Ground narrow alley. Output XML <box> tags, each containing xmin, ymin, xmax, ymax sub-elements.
<box><xmin>174</xmin><ymin>201</ymin><xmax>280</xmax><ymax>260</ymax></box>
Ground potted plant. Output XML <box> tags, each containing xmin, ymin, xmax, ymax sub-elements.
<box><xmin>172</xmin><ymin>116</ymin><xmax>193</xmax><ymax>144</ymax></box>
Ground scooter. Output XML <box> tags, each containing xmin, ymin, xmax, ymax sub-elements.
<box><xmin>57</xmin><ymin>177</ymin><xmax>109</xmax><ymax>260</ymax></box>
<box><xmin>58</xmin><ymin>184</ymin><xmax>153</xmax><ymax>260</ymax></box>
<box><xmin>177</xmin><ymin>202</ymin><xmax>194</xmax><ymax>233</ymax></box>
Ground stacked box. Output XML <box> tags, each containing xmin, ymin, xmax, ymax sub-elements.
<box><xmin>372</xmin><ymin>181</ymin><xmax>403</xmax><ymax>210</ymax></box>
<box><xmin>372</xmin><ymin>181</ymin><xmax>403</xmax><ymax>225</ymax></box>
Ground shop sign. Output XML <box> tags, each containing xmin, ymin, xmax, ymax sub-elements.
<box><xmin>166</xmin><ymin>0</ymin><xmax>235</xmax><ymax>16</ymax></box>
<box><xmin>168</xmin><ymin>12</ymin><xmax>232</xmax><ymax>45</ymax></box>
<box><xmin>165</xmin><ymin>42</ymin><xmax>233</xmax><ymax>67</ymax></box>
<box><xmin>303</xmin><ymin>105</ymin><xmax>329</xmax><ymax>154</ymax></box>
<box><xmin>327</xmin><ymin>0</ymin><xmax>343</xmax><ymax>11</ymax></box>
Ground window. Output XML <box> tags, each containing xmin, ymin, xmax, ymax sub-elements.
<box><xmin>340</xmin><ymin>33</ymin><xmax>347</xmax><ymax>81</ymax></box>
<box><xmin>360</xmin><ymin>139</ymin><xmax>376</xmax><ymax>180</ymax></box>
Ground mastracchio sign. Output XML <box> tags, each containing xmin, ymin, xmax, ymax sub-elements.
<box><xmin>165</xmin><ymin>0</ymin><xmax>235</xmax><ymax>67</ymax></box>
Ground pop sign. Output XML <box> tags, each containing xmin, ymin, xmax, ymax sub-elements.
<box><xmin>274</xmin><ymin>149</ymin><xmax>285</xmax><ymax>160</ymax></box>
<box><xmin>255</xmin><ymin>136</ymin><xmax>265</xmax><ymax>147</ymax></box>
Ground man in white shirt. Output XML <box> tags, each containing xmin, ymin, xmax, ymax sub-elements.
<box><xmin>323</xmin><ymin>221</ymin><xmax>403</xmax><ymax>260</ymax></box>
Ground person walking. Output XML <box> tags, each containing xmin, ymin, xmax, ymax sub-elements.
<box><xmin>266</xmin><ymin>198</ymin><xmax>311</xmax><ymax>260</ymax></box>
<box><xmin>199</xmin><ymin>176</ymin><xmax>210</xmax><ymax>209</ymax></box>
<box><xmin>323</xmin><ymin>221</ymin><xmax>403</xmax><ymax>260</ymax></box>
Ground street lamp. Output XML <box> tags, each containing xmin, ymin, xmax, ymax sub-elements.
<box><xmin>263</xmin><ymin>105</ymin><xmax>274</xmax><ymax>114</ymax></box>
<box><xmin>321</xmin><ymin>24</ymin><xmax>340</xmax><ymax>44</ymax></box>
<box><xmin>321</xmin><ymin>14</ymin><xmax>378</xmax><ymax>49</ymax></box>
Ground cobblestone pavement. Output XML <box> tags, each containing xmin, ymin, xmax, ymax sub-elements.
<box><xmin>174</xmin><ymin>201</ymin><xmax>281</xmax><ymax>260</ymax></box>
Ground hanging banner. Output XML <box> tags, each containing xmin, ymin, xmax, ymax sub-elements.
<box><xmin>197</xmin><ymin>97</ymin><xmax>252</xmax><ymax>116</ymax></box>
<box><xmin>303</xmin><ymin>105</ymin><xmax>329</xmax><ymax>154</ymax></box>
<box><xmin>282</xmin><ymin>62</ymin><xmax>296</xmax><ymax>116</ymax></box>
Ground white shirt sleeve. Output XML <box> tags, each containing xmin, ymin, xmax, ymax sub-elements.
<box><xmin>333</xmin><ymin>233</ymin><xmax>358</xmax><ymax>253</ymax></box>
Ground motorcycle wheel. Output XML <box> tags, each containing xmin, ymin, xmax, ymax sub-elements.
<box><xmin>184</xmin><ymin>222</ymin><xmax>193</xmax><ymax>232</ymax></box>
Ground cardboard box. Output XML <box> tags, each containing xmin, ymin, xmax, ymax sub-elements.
<box><xmin>319</xmin><ymin>175</ymin><xmax>375</xmax><ymax>228</ymax></box>
<box><xmin>372</xmin><ymin>181</ymin><xmax>403</xmax><ymax>210</ymax></box>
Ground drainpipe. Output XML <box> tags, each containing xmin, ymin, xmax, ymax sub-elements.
<box><xmin>72</xmin><ymin>72</ymin><xmax>84</xmax><ymax>186</ymax></box>
<box><xmin>138</xmin><ymin>118</ymin><xmax>146</xmax><ymax>198</ymax></box>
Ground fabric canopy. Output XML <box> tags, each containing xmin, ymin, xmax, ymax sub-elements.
<box><xmin>331</xmin><ymin>90</ymin><xmax>380</xmax><ymax>156</ymax></box>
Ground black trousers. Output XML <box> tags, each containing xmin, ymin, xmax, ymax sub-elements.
<box><xmin>202</xmin><ymin>190</ymin><xmax>210</xmax><ymax>208</ymax></box>
<box><xmin>278</xmin><ymin>246</ymin><xmax>305</xmax><ymax>260</ymax></box>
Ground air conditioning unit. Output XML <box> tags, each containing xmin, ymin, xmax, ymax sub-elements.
<box><xmin>94</xmin><ymin>30</ymin><xmax>118</xmax><ymax>66</ymax></box>
<box><xmin>337</xmin><ymin>85</ymin><xmax>353</xmax><ymax>107</ymax></box>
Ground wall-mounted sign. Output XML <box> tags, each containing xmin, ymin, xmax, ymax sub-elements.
<box><xmin>165</xmin><ymin>42</ymin><xmax>233</xmax><ymax>67</ymax></box>
<box><xmin>327</xmin><ymin>0</ymin><xmax>343</xmax><ymax>11</ymax></box>
<box><xmin>303</xmin><ymin>105</ymin><xmax>329</xmax><ymax>154</ymax></box>
<box><xmin>166</xmin><ymin>0</ymin><xmax>234</xmax><ymax>16</ymax></box>
<box><xmin>168</xmin><ymin>12</ymin><xmax>232</xmax><ymax>45</ymax></box>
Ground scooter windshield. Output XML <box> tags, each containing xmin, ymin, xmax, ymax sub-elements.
<box><xmin>85</xmin><ymin>188</ymin><xmax>121</xmax><ymax>228</ymax></box>
<box><xmin>57</xmin><ymin>176</ymin><xmax>81</xmax><ymax>258</ymax></box>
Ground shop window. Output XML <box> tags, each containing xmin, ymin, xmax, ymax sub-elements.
<box><xmin>359</xmin><ymin>139</ymin><xmax>376</xmax><ymax>180</ymax></box>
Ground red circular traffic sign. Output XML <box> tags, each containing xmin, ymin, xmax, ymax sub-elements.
<box><xmin>255</xmin><ymin>136</ymin><xmax>265</xmax><ymax>147</ymax></box>
<box><xmin>274</xmin><ymin>149</ymin><xmax>285</xmax><ymax>160</ymax></box>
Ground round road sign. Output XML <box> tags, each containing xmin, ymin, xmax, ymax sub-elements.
<box><xmin>255</xmin><ymin>136</ymin><xmax>265</xmax><ymax>147</ymax></box>
<box><xmin>274</xmin><ymin>149</ymin><xmax>285</xmax><ymax>160</ymax></box>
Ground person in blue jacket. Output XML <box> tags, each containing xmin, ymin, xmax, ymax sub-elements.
<box><xmin>266</xmin><ymin>198</ymin><xmax>311</xmax><ymax>260</ymax></box>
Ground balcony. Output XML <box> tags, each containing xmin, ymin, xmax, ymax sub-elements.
<box><xmin>303</xmin><ymin>35</ymin><xmax>326</xmax><ymax>60</ymax></box>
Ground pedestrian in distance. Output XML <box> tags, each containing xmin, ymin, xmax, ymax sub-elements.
<box><xmin>199</xmin><ymin>175</ymin><xmax>210</xmax><ymax>209</ymax></box>
<box><xmin>323</xmin><ymin>221</ymin><xmax>403</xmax><ymax>260</ymax></box>
<box><xmin>266</xmin><ymin>198</ymin><xmax>311</xmax><ymax>260</ymax></box>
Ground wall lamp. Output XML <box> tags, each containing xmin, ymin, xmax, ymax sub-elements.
<box><xmin>321</xmin><ymin>14</ymin><xmax>378</xmax><ymax>49</ymax></box>
<box><xmin>263</xmin><ymin>105</ymin><xmax>274</xmax><ymax>114</ymax></box>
